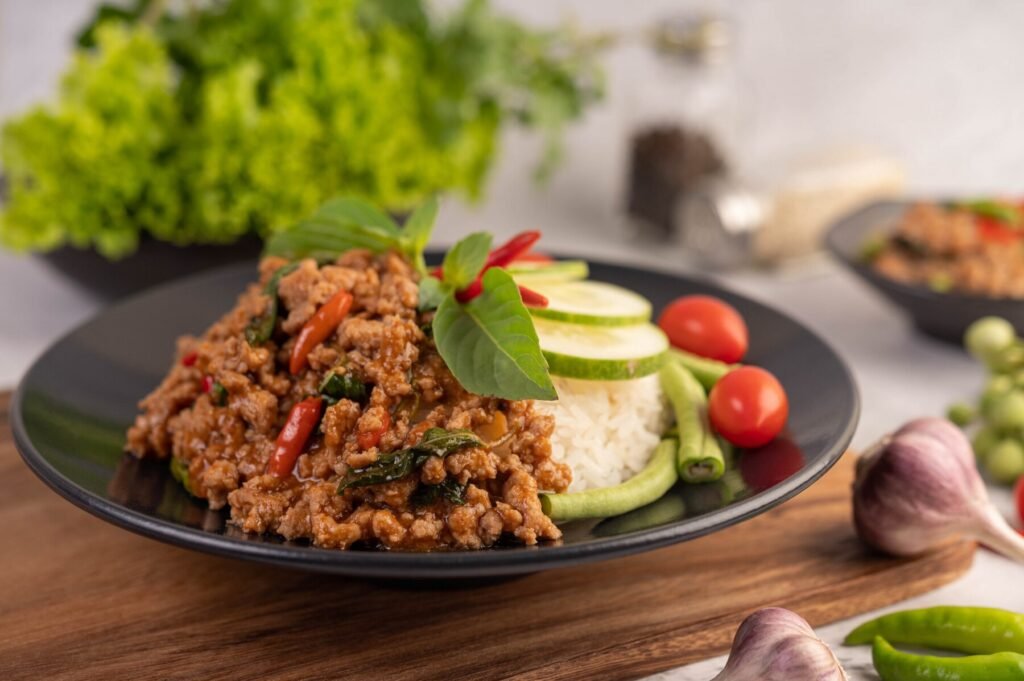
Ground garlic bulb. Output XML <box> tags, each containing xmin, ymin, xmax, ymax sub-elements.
<box><xmin>854</xmin><ymin>417</ymin><xmax>1024</xmax><ymax>562</ymax></box>
<box><xmin>712</xmin><ymin>608</ymin><xmax>848</xmax><ymax>680</ymax></box>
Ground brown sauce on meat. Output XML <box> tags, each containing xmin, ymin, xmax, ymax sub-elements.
<box><xmin>127</xmin><ymin>251</ymin><xmax>570</xmax><ymax>550</ymax></box>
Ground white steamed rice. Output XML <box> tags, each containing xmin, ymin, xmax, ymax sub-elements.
<box><xmin>534</xmin><ymin>373</ymin><xmax>671</xmax><ymax>492</ymax></box>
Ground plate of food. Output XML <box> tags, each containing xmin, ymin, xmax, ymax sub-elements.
<box><xmin>827</xmin><ymin>198</ymin><xmax>1024</xmax><ymax>343</ymax></box>
<box><xmin>13</xmin><ymin>198</ymin><xmax>858</xmax><ymax>579</ymax></box>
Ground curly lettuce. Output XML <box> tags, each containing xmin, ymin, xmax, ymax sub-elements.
<box><xmin>0</xmin><ymin>0</ymin><xmax>603</xmax><ymax>258</ymax></box>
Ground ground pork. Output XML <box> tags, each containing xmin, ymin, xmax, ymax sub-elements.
<box><xmin>126</xmin><ymin>250</ymin><xmax>570</xmax><ymax>550</ymax></box>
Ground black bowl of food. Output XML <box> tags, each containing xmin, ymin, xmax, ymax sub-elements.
<box><xmin>826</xmin><ymin>198</ymin><xmax>1024</xmax><ymax>344</ymax></box>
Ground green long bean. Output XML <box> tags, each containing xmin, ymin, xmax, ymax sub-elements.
<box><xmin>660</xmin><ymin>361</ymin><xmax>726</xmax><ymax>482</ymax></box>
<box><xmin>668</xmin><ymin>348</ymin><xmax>737</xmax><ymax>391</ymax></box>
<box><xmin>540</xmin><ymin>438</ymin><xmax>679</xmax><ymax>521</ymax></box>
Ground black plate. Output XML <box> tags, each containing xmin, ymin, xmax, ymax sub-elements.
<box><xmin>12</xmin><ymin>258</ymin><xmax>859</xmax><ymax>579</ymax></box>
<box><xmin>826</xmin><ymin>199</ymin><xmax>1024</xmax><ymax>344</ymax></box>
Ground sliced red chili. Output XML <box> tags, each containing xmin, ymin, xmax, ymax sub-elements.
<box><xmin>357</xmin><ymin>410</ymin><xmax>391</xmax><ymax>450</ymax></box>
<box><xmin>977</xmin><ymin>216</ymin><xmax>1024</xmax><ymax>244</ymax></box>
<box><xmin>181</xmin><ymin>351</ymin><xmax>198</xmax><ymax>367</ymax></box>
<box><xmin>518</xmin><ymin>285</ymin><xmax>549</xmax><ymax>308</ymax></box>
<box><xmin>512</xmin><ymin>250</ymin><xmax>553</xmax><ymax>264</ymax></box>
<box><xmin>266</xmin><ymin>397</ymin><xmax>324</xmax><ymax>478</ymax></box>
<box><xmin>455</xmin><ymin>231</ymin><xmax>542</xmax><ymax>303</ymax></box>
<box><xmin>201</xmin><ymin>375</ymin><xmax>214</xmax><ymax>393</ymax></box>
<box><xmin>289</xmin><ymin>289</ymin><xmax>354</xmax><ymax>375</ymax></box>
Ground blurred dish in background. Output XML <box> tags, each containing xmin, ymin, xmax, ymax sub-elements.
<box><xmin>827</xmin><ymin>200</ymin><xmax>1024</xmax><ymax>344</ymax></box>
<box><xmin>866</xmin><ymin>199</ymin><xmax>1024</xmax><ymax>298</ymax></box>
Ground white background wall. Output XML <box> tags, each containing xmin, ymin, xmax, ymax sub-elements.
<box><xmin>2</xmin><ymin>0</ymin><xmax>1023</xmax><ymax>231</ymax></box>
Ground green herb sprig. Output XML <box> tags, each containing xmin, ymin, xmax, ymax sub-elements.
<box><xmin>267</xmin><ymin>195</ymin><xmax>556</xmax><ymax>401</ymax></box>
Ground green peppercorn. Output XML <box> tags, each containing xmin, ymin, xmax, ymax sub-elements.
<box><xmin>982</xmin><ymin>375</ymin><xmax>1014</xmax><ymax>417</ymax></box>
<box><xmin>947</xmin><ymin>402</ymin><xmax>976</xmax><ymax>426</ymax></box>
<box><xmin>986</xmin><ymin>439</ymin><xmax>1024</xmax><ymax>484</ymax></box>
<box><xmin>990</xmin><ymin>392</ymin><xmax>1024</xmax><ymax>430</ymax></box>
<box><xmin>972</xmin><ymin>426</ymin><xmax>1001</xmax><ymax>460</ymax></box>
<box><xmin>965</xmin><ymin>316</ymin><xmax>1017</xmax><ymax>364</ymax></box>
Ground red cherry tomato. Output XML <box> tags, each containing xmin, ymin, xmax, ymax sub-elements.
<box><xmin>708</xmin><ymin>366</ymin><xmax>789</xmax><ymax>448</ymax></box>
<box><xmin>1015</xmin><ymin>477</ymin><xmax>1024</xmax><ymax>528</ymax></box>
<box><xmin>657</xmin><ymin>295</ymin><xmax>749</xmax><ymax>364</ymax></box>
<box><xmin>739</xmin><ymin>437</ymin><xmax>805</xmax><ymax>492</ymax></box>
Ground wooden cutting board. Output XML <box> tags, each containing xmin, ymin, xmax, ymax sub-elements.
<box><xmin>0</xmin><ymin>391</ymin><xmax>974</xmax><ymax>681</ymax></box>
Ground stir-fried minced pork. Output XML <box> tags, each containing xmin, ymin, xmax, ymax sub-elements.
<box><xmin>127</xmin><ymin>250</ymin><xmax>570</xmax><ymax>550</ymax></box>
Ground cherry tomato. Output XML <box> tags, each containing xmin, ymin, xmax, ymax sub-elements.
<box><xmin>739</xmin><ymin>436</ymin><xmax>805</xmax><ymax>492</ymax></box>
<box><xmin>708</xmin><ymin>366</ymin><xmax>789</xmax><ymax>448</ymax></box>
<box><xmin>657</xmin><ymin>295</ymin><xmax>749</xmax><ymax>364</ymax></box>
<box><xmin>1015</xmin><ymin>476</ymin><xmax>1024</xmax><ymax>528</ymax></box>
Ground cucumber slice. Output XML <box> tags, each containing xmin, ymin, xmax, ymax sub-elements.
<box><xmin>507</xmin><ymin>260</ymin><xmax>589</xmax><ymax>283</ymax></box>
<box><xmin>527</xmin><ymin>280</ymin><xmax>652</xmax><ymax>326</ymax></box>
<box><xmin>534</xmin><ymin>318</ymin><xmax>669</xmax><ymax>380</ymax></box>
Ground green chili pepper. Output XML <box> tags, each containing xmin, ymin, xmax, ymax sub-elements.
<box><xmin>872</xmin><ymin>637</ymin><xmax>1024</xmax><ymax>680</ymax></box>
<box><xmin>245</xmin><ymin>262</ymin><xmax>299</xmax><ymax>345</ymax></box>
<box><xmin>846</xmin><ymin>607</ymin><xmax>1024</xmax><ymax>655</ymax></box>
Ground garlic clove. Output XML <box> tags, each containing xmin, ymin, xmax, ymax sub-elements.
<box><xmin>853</xmin><ymin>417</ymin><xmax>1024</xmax><ymax>562</ymax></box>
<box><xmin>712</xmin><ymin>608</ymin><xmax>849</xmax><ymax>681</ymax></box>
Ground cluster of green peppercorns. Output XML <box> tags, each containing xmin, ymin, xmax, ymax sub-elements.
<box><xmin>949</xmin><ymin>316</ymin><xmax>1024</xmax><ymax>484</ymax></box>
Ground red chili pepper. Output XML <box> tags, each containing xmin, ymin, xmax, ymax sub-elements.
<box><xmin>357</xmin><ymin>410</ymin><xmax>391</xmax><ymax>450</ymax></box>
<box><xmin>266</xmin><ymin>397</ymin><xmax>324</xmax><ymax>478</ymax></box>
<box><xmin>977</xmin><ymin>216</ymin><xmax>1024</xmax><ymax>244</ymax></box>
<box><xmin>181</xmin><ymin>351</ymin><xmax>198</xmax><ymax>367</ymax></box>
<box><xmin>201</xmin><ymin>375</ymin><xmax>214</xmax><ymax>393</ymax></box>
<box><xmin>289</xmin><ymin>289</ymin><xmax>354</xmax><ymax>375</ymax></box>
<box><xmin>518</xmin><ymin>285</ymin><xmax>549</xmax><ymax>308</ymax></box>
<box><xmin>513</xmin><ymin>250</ymin><xmax>554</xmax><ymax>264</ymax></box>
<box><xmin>455</xmin><ymin>231</ymin><xmax>542</xmax><ymax>303</ymax></box>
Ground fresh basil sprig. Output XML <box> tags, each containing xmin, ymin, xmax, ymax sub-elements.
<box><xmin>433</xmin><ymin>265</ymin><xmax>556</xmax><ymax>401</ymax></box>
<box><xmin>265</xmin><ymin>196</ymin><xmax>438</xmax><ymax>273</ymax></box>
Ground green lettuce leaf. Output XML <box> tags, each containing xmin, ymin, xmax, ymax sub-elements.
<box><xmin>432</xmin><ymin>267</ymin><xmax>555</xmax><ymax>400</ymax></box>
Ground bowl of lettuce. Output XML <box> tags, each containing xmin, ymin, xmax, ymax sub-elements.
<box><xmin>0</xmin><ymin>0</ymin><xmax>602</xmax><ymax>298</ymax></box>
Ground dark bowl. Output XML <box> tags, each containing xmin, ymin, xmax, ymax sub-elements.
<box><xmin>825</xmin><ymin>199</ymin><xmax>1024</xmax><ymax>344</ymax></box>
<box><xmin>38</xmin><ymin>235</ymin><xmax>264</xmax><ymax>301</ymax></box>
<box><xmin>12</xmin><ymin>257</ymin><xmax>859</xmax><ymax>580</ymax></box>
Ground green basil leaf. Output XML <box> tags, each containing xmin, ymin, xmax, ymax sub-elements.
<box><xmin>400</xmin><ymin>196</ymin><xmax>438</xmax><ymax>273</ymax></box>
<box><xmin>315</xmin><ymin>197</ymin><xmax>401</xmax><ymax>237</ymax></box>
<box><xmin>411</xmin><ymin>479</ymin><xmax>467</xmax><ymax>507</ymax></box>
<box><xmin>956</xmin><ymin>199</ymin><xmax>1022</xmax><ymax>226</ymax></box>
<box><xmin>245</xmin><ymin>262</ymin><xmax>299</xmax><ymax>345</ymax></box>
<box><xmin>169</xmin><ymin>457</ymin><xmax>194</xmax><ymax>496</ymax></box>
<box><xmin>433</xmin><ymin>268</ymin><xmax>556</xmax><ymax>400</ymax></box>
<box><xmin>337</xmin><ymin>428</ymin><xmax>480</xmax><ymax>493</ymax></box>
<box><xmin>338</xmin><ymin>450</ymin><xmax>418</xmax><ymax>491</ymax></box>
<box><xmin>264</xmin><ymin>218</ymin><xmax>399</xmax><ymax>260</ymax></box>
<box><xmin>417</xmin><ymin>275</ymin><xmax>447</xmax><ymax>312</ymax></box>
<box><xmin>319</xmin><ymin>372</ymin><xmax>369</xmax><ymax>405</ymax></box>
<box><xmin>442</xmin><ymin>232</ymin><xmax>492</xmax><ymax>290</ymax></box>
<box><xmin>412</xmin><ymin>428</ymin><xmax>482</xmax><ymax>457</ymax></box>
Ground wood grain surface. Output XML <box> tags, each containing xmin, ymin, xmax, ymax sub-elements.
<box><xmin>0</xmin><ymin>391</ymin><xmax>974</xmax><ymax>681</ymax></box>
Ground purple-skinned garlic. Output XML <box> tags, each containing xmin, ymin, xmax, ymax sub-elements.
<box><xmin>712</xmin><ymin>608</ymin><xmax>848</xmax><ymax>680</ymax></box>
<box><xmin>853</xmin><ymin>417</ymin><xmax>1024</xmax><ymax>562</ymax></box>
